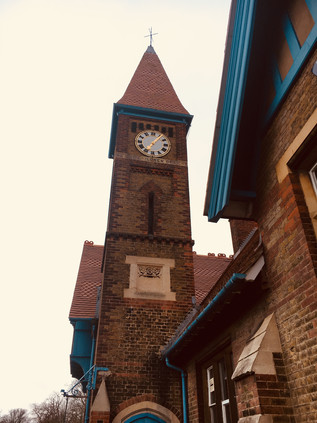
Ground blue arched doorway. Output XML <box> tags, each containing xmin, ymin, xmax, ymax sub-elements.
<box><xmin>125</xmin><ymin>413</ymin><xmax>166</xmax><ymax>423</ymax></box>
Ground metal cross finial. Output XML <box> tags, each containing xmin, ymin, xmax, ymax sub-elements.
<box><xmin>145</xmin><ymin>27</ymin><xmax>158</xmax><ymax>46</ymax></box>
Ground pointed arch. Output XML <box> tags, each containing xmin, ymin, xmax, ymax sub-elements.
<box><xmin>113</xmin><ymin>401</ymin><xmax>180</xmax><ymax>423</ymax></box>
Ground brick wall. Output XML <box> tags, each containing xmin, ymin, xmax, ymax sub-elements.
<box><xmin>94</xmin><ymin>116</ymin><xmax>194</xmax><ymax>420</ymax></box>
<box><xmin>229</xmin><ymin>220</ymin><xmax>258</xmax><ymax>253</ymax></box>
<box><xmin>251</xmin><ymin>48</ymin><xmax>317</xmax><ymax>422</ymax></box>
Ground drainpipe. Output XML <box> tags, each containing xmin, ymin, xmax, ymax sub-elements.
<box><xmin>165</xmin><ymin>357</ymin><xmax>188</xmax><ymax>423</ymax></box>
<box><xmin>164</xmin><ymin>273</ymin><xmax>246</xmax><ymax>358</ymax></box>
<box><xmin>85</xmin><ymin>324</ymin><xmax>97</xmax><ymax>423</ymax></box>
<box><xmin>163</xmin><ymin>273</ymin><xmax>246</xmax><ymax>423</ymax></box>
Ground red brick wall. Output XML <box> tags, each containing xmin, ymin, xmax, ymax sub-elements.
<box><xmin>252</xmin><ymin>48</ymin><xmax>317</xmax><ymax>422</ymax></box>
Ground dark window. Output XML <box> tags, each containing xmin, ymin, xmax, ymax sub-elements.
<box><xmin>309</xmin><ymin>162</ymin><xmax>317</xmax><ymax>196</ymax></box>
<box><xmin>148</xmin><ymin>192</ymin><xmax>154</xmax><ymax>235</ymax></box>
<box><xmin>146</xmin><ymin>124</ymin><xmax>151</xmax><ymax>129</ymax></box>
<box><xmin>168</xmin><ymin>127</ymin><xmax>174</xmax><ymax>138</ymax></box>
<box><xmin>139</xmin><ymin>123</ymin><xmax>144</xmax><ymax>130</ymax></box>
<box><xmin>131</xmin><ymin>122</ymin><xmax>137</xmax><ymax>133</ymax></box>
<box><xmin>161</xmin><ymin>126</ymin><xmax>166</xmax><ymax>134</ymax></box>
<box><xmin>154</xmin><ymin>125</ymin><xmax>159</xmax><ymax>131</ymax></box>
<box><xmin>199</xmin><ymin>346</ymin><xmax>237</xmax><ymax>423</ymax></box>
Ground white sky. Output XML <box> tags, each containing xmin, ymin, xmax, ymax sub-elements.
<box><xmin>0</xmin><ymin>0</ymin><xmax>232</xmax><ymax>414</ymax></box>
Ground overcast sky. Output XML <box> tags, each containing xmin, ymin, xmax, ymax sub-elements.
<box><xmin>0</xmin><ymin>0</ymin><xmax>232</xmax><ymax>414</ymax></box>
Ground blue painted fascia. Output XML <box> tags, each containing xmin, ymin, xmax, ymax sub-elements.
<box><xmin>208</xmin><ymin>0</ymin><xmax>257</xmax><ymax>222</ymax></box>
<box><xmin>265</xmin><ymin>21</ymin><xmax>317</xmax><ymax>125</ymax></box>
<box><xmin>108</xmin><ymin>103</ymin><xmax>193</xmax><ymax>159</ymax></box>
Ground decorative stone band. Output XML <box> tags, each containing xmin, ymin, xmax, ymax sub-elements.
<box><xmin>106</xmin><ymin>231</ymin><xmax>194</xmax><ymax>246</ymax></box>
<box><xmin>130</xmin><ymin>165</ymin><xmax>173</xmax><ymax>177</ymax></box>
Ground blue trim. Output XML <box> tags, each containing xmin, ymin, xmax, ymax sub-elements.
<box><xmin>283</xmin><ymin>14</ymin><xmax>300</xmax><ymax>60</ymax></box>
<box><xmin>84</xmin><ymin>325</ymin><xmax>97</xmax><ymax>423</ymax></box>
<box><xmin>306</xmin><ymin>0</ymin><xmax>317</xmax><ymax>20</ymax></box>
<box><xmin>265</xmin><ymin>22</ymin><xmax>317</xmax><ymax>124</ymax></box>
<box><xmin>208</xmin><ymin>0</ymin><xmax>257</xmax><ymax>222</ymax></box>
<box><xmin>165</xmin><ymin>359</ymin><xmax>188</xmax><ymax>423</ymax></box>
<box><xmin>125</xmin><ymin>413</ymin><xmax>166</xmax><ymax>423</ymax></box>
<box><xmin>70</xmin><ymin>318</ymin><xmax>95</xmax><ymax>381</ymax></box>
<box><xmin>108</xmin><ymin>103</ymin><xmax>193</xmax><ymax>159</ymax></box>
<box><xmin>163</xmin><ymin>273</ymin><xmax>246</xmax><ymax>357</ymax></box>
<box><xmin>272</xmin><ymin>59</ymin><xmax>282</xmax><ymax>92</ymax></box>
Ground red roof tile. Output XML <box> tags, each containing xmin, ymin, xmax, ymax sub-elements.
<box><xmin>117</xmin><ymin>46</ymin><xmax>189</xmax><ymax>115</ymax></box>
<box><xmin>70</xmin><ymin>243</ymin><xmax>231</xmax><ymax>319</ymax></box>
<box><xmin>69</xmin><ymin>241</ymin><xmax>104</xmax><ymax>320</ymax></box>
<box><xmin>193</xmin><ymin>253</ymin><xmax>232</xmax><ymax>305</ymax></box>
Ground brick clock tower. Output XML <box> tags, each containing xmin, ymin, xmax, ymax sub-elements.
<box><xmin>89</xmin><ymin>45</ymin><xmax>194</xmax><ymax>423</ymax></box>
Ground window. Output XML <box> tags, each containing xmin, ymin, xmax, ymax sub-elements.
<box><xmin>200</xmin><ymin>347</ymin><xmax>237</xmax><ymax>423</ymax></box>
<box><xmin>148</xmin><ymin>192</ymin><xmax>154</xmax><ymax>235</ymax></box>
<box><xmin>285</xmin><ymin>121</ymin><xmax>317</xmax><ymax>238</ymax></box>
<box><xmin>309</xmin><ymin>162</ymin><xmax>317</xmax><ymax>196</ymax></box>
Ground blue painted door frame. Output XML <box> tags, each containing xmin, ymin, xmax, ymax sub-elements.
<box><xmin>125</xmin><ymin>413</ymin><xmax>166</xmax><ymax>423</ymax></box>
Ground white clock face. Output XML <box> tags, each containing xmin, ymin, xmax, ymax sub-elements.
<box><xmin>135</xmin><ymin>131</ymin><xmax>171</xmax><ymax>157</ymax></box>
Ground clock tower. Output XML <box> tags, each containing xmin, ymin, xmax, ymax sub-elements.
<box><xmin>91</xmin><ymin>45</ymin><xmax>194</xmax><ymax>423</ymax></box>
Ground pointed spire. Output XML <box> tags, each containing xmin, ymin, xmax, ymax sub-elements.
<box><xmin>117</xmin><ymin>46</ymin><xmax>189</xmax><ymax>115</ymax></box>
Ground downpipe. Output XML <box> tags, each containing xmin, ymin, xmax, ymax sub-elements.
<box><xmin>85</xmin><ymin>324</ymin><xmax>96</xmax><ymax>423</ymax></box>
<box><xmin>165</xmin><ymin>357</ymin><xmax>188</xmax><ymax>423</ymax></box>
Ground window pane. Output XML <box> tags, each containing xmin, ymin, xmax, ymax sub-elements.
<box><xmin>207</xmin><ymin>366</ymin><xmax>216</xmax><ymax>406</ymax></box>
<box><xmin>218</xmin><ymin>359</ymin><xmax>229</xmax><ymax>400</ymax></box>
<box><xmin>309</xmin><ymin>162</ymin><xmax>317</xmax><ymax>195</ymax></box>
<box><xmin>209</xmin><ymin>405</ymin><xmax>217</xmax><ymax>423</ymax></box>
<box><xmin>222</xmin><ymin>402</ymin><xmax>231</xmax><ymax>423</ymax></box>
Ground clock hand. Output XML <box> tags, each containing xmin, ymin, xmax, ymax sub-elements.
<box><xmin>146</xmin><ymin>134</ymin><xmax>163</xmax><ymax>150</ymax></box>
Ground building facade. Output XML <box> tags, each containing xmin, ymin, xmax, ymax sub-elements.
<box><xmin>164</xmin><ymin>1</ymin><xmax>317</xmax><ymax>423</ymax></box>
<box><xmin>68</xmin><ymin>1</ymin><xmax>317</xmax><ymax>423</ymax></box>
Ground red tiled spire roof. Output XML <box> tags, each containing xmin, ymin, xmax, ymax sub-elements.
<box><xmin>69</xmin><ymin>241</ymin><xmax>104</xmax><ymax>320</ymax></box>
<box><xmin>117</xmin><ymin>45</ymin><xmax>189</xmax><ymax>115</ymax></box>
<box><xmin>193</xmin><ymin>253</ymin><xmax>232</xmax><ymax>305</ymax></box>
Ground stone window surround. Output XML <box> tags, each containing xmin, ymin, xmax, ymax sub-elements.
<box><xmin>276</xmin><ymin>107</ymin><xmax>317</xmax><ymax>237</ymax></box>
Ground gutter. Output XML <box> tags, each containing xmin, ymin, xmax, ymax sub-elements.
<box><xmin>163</xmin><ymin>273</ymin><xmax>246</xmax><ymax>359</ymax></box>
<box><xmin>163</xmin><ymin>273</ymin><xmax>245</xmax><ymax>423</ymax></box>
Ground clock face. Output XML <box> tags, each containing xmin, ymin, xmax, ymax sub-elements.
<box><xmin>135</xmin><ymin>131</ymin><xmax>171</xmax><ymax>157</ymax></box>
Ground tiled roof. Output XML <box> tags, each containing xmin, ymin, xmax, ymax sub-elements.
<box><xmin>193</xmin><ymin>253</ymin><xmax>232</xmax><ymax>305</ymax></box>
<box><xmin>69</xmin><ymin>243</ymin><xmax>232</xmax><ymax>319</ymax></box>
<box><xmin>117</xmin><ymin>45</ymin><xmax>189</xmax><ymax>115</ymax></box>
<box><xmin>69</xmin><ymin>241</ymin><xmax>104</xmax><ymax>320</ymax></box>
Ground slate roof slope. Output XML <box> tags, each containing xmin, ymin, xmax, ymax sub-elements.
<box><xmin>193</xmin><ymin>253</ymin><xmax>232</xmax><ymax>305</ymax></box>
<box><xmin>117</xmin><ymin>45</ymin><xmax>189</xmax><ymax>115</ymax></box>
<box><xmin>69</xmin><ymin>241</ymin><xmax>104</xmax><ymax>320</ymax></box>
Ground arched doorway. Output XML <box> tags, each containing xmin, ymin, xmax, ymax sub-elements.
<box><xmin>125</xmin><ymin>413</ymin><xmax>166</xmax><ymax>423</ymax></box>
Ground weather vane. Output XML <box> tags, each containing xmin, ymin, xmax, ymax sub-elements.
<box><xmin>145</xmin><ymin>27</ymin><xmax>158</xmax><ymax>46</ymax></box>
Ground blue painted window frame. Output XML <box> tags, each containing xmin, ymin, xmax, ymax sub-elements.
<box><xmin>265</xmin><ymin>8</ymin><xmax>317</xmax><ymax>124</ymax></box>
